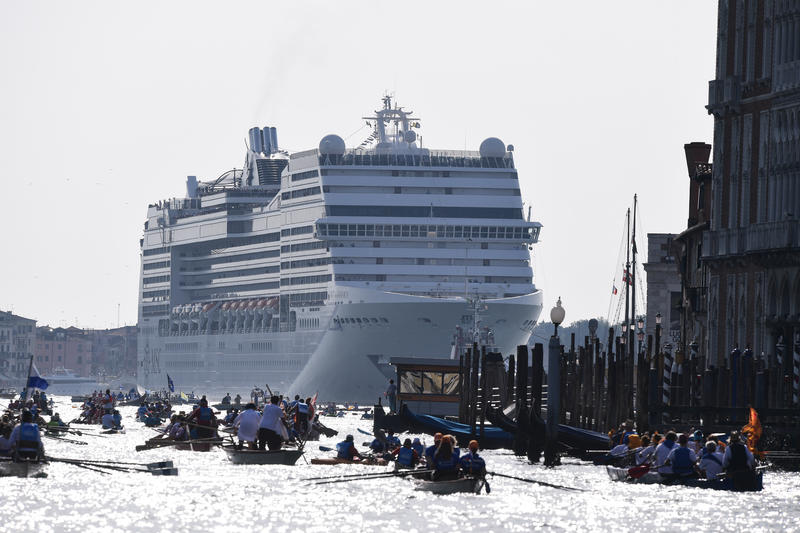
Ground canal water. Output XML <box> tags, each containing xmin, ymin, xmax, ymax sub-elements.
<box><xmin>1</xmin><ymin>395</ymin><xmax>797</xmax><ymax>532</ymax></box>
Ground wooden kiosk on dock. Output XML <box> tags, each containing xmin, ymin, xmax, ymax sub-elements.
<box><xmin>389</xmin><ymin>357</ymin><xmax>460</xmax><ymax>418</ymax></box>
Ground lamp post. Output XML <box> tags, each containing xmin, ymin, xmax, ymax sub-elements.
<box><xmin>654</xmin><ymin>313</ymin><xmax>662</xmax><ymax>369</ymax></box>
<box><xmin>545</xmin><ymin>297</ymin><xmax>565</xmax><ymax>466</ymax></box>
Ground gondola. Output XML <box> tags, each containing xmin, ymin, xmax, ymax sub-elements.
<box><xmin>0</xmin><ymin>458</ymin><xmax>47</xmax><ymax>478</ymax></box>
<box><xmin>605</xmin><ymin>465</ymin><xmax>764</xmax><ymax>491</ymax></box>
<box><xmin>399</xmin><ymin>405</ymin><xmax>512</xmax><ymax>449</ymax></box>
<box><xmin>414</xmin><ymin>475</ymin><xmax>485</xmax><ymax>495</ymax></box>
<box><xmin>222</xmin><ymin>445</ymin><xmax>304</xmax><ymax>465</ymax></box>
<box><xmin>487</xmin><ymin>407</ymin><xmax>610</xmax><ymax>453</ymax></box>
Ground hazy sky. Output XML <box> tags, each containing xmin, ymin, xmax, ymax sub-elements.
<box><xmin>0</xmin><ymin>1</ymin><xmax>718</xmax><ymax>329</ymax></box>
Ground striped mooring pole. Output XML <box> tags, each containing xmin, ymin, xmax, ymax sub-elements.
<box><xmin>662</xmin><ymin>344</ymin><xmax>673</xmax><ymax>407</ymax></box>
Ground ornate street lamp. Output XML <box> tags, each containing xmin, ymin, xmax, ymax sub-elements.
<box><xmin>550</xmin><ymin>297</ymin><xmax>565</xmax><ymax>336</ymax></box>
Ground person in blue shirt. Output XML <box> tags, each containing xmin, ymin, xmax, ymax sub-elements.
<box><xmin>432</xmin><ymin>435</ymin><xmax>459</xmax><ymax>480</ymax></box>
<box><xmin>386</xmin><ymin>431</ymin><xmax>401</xmax><ymax>448</ymax></box>
<box><xmin>369</xmin><ymin>429</ymin><xmax>390</xmax><ymax>454</ymax></box>
<box><xmin>411</xmin><ymin>437</ymin><xmax>424</xmax><ymax>458</ymax></box>
<box><xmin>136</xmin><ymin>403</ymin><xmax>149</xmax><ymax>420</ymax></box>
<box><xmin>10</xmin><ymin>410</ymin><xmax>44</xmax><ymax>460</ymax></box>
<box><xmin>111</xmin><ymin>410</ymin><xmax>123</xmax><ymax>430</ymax></box>
<box><xmin>459</xmin><ymin>440</ymin><xmax>486</xmax><ymax>476</ymax></box>
<box><xmin>336</xmin><ymin>434</ymin><xmax>362</xmax><ymax>460</ymax></box>
<box><xmin>665</xmin><ymin>433</ymin><xmax>698</xmax><ymax>478</ymax></box>
<box><xmin>424</xmin><ymin>433</ymin><xmax>443</xmax><ymax>466</ymax></box>
<box><xmin>391</xmin><ymin>438</ymin><xmax>419</xmax><ymax>468</ymax></box>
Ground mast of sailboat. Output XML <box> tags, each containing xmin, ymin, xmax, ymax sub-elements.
<box><xmin>630</xmin><ymin>194</ymin><xmax>638</xmax><ymax>355</ymax></box>
<box><xmin>623</xmin><ymin>207</ymin><xmax>631</xmax><ymax>349</ymax></box>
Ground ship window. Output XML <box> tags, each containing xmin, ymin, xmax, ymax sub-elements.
<box><xmin>489</xmin><ymin>227</ymin><xmax>497</xmax><ymax>239</ymax></box>
<box><xmin>355</xmin><ymin>318</ymin><xmax>362</xmax><ymax>323</ymax></box>
<box><xmin>348</xmin><ymin>225</ymin><xmax>357</xmax><ymax>237</ymax></box>
<box><xmin>445</xmin><ymin>188</ymin><xmax>452</xmax><ymax>195</ymax></box>
<box><xmin>410</xmin><ymin>225</ymin><xmax>419</xmax><ymax>237</ymax></box>
<box><xmin>366</xmin><ymin>225</ymin><xmax>374</xmax><ymax>236</ymax></box>
<box><xmin>362</xmin><ymin>317</ymin><xmax>369</xmax><ymax>323</ymax></box>
<box><xmin>394</xmin><ymin>186</ymin><xmax>401</xmax><ymax>194</ymax></box>
<box><xmin>401</xmin><ymin>225</ymin><xmax>409</xmax><ymax>237</ymax></box>
<box><xmin>481</xmin><ymin>242</ymin><xmax>488</xmax><ymax>249</ymax></box>
<box><xmin>329</xmin><ymin>225</ymin><xmax>339</xmax><ymax>236</ymax></box>
<box><xmin>454</xmin><ymin>226</ymin><xmax>463</xmax><ymax>238</ymax></box>
<box><xmin>445</xmin><ymin>226</ymin><xmax>454</xmax><ymax>237</ymax></box>
<box><xmin>357</xmin><ymin>224</ymin><xmax>366</xmax><ymax>236</ymax></box>
<box><xmin>376</xmin><ymin>258</ymin><xmax>383</xmax><ymax>264</ymax></box>
<box><xmin>416</xmin><ymin>258</ymin><xmax>425</xmax><ymax>265</ymax></box>
<box><xmin>380</xmin><ymin>317</ymin><xmax>388</xmax><ymax>323</ymax></box>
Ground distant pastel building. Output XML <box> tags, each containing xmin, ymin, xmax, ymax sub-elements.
<box><xmin>87</xmin><ymin>326</ymin><xmax>138</xmax><ymax>378</ymax></box>
<box><xmin>0</xmin><ymin>311</ymin><xmax>36</xmax><ymax>384</ymax></box>
<box><xmin>35</xmin><ymin>326</ymin><xmax>93</xmax><ymax>377</ymax></box>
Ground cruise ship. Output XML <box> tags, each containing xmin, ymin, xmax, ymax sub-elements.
<box><xmin>137</xmin><ymin>97</ymin><xmax>543</xmax><ymax>403</ymax></box>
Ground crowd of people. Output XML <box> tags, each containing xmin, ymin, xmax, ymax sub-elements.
<box><xmin>336</xmin><ymin>430</ymin><xmax>487</xmax><ymax>480</ymax></box>
<box><xmin>0</xmin><ymin>406</ymin><xmax>46</xmax><ymax>461</ymax></box>
<box><xmin>602</xmin><ymin>420</ymin><xmax>758</xmax><ymax>482</ymax></box>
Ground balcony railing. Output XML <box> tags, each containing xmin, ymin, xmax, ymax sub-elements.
<box><xmin>703</xmin><ymin>219</ymin><xmax>799</xmax><ymax>259</ymax></box>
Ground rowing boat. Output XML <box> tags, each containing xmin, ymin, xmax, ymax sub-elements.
<box><xmin>414</xmin><ymin>476</ymin><xmax>484</xmax><ymax>495</ymax></box>
<box><xmin>606</xmin><ymin>465</ymin><xmax>764</xmax><ymax>491</ymax></box>
<box><xmin>0</xmin><ymin>459</ymin><xmax>47</xmax><ymax>478</ymax></box>
<box><xmin>310</xmin><ymin>457</ymin><xmax>388</xmax><ymax>466</ymax></box>
<box><xmin>222</xmin><ymin>445</ymin><xmax>304</xmax><ymax>465</ymax></box>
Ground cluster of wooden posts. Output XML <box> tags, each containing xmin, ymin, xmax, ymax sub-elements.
<box><xmin>458</xmin><ymin>330</ymin><xmax>800</xmax><ymax>440</ymax></box>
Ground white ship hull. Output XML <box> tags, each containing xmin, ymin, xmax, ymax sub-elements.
<box><xmin>139</xmin><ymin>285</ymin><xmax>541</xmax><ymax>402</ymax></box>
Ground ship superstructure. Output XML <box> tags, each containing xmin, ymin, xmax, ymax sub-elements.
<box><xmin>137</xmin><ymin>97</ymin><xmax>543</xmax><ymax>402</ymax></box>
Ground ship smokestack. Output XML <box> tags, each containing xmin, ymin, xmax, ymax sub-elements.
<box><xmin>269</xmin><ymin>127</ymin><xmax>278</xmax><ymax>153</ymax></box>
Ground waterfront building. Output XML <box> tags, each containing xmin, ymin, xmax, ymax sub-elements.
<box><xmin>642</xmin><ymin>233</ymin><xmax>682</xmax><ymax>351</ymax></box>
<box><xmin>701</xmin><ymin>0</ymin><xmax>800</xmax><ymax>369</ymax></box>
<box><xmin>35</xmin><ymin>326</ymin><xmax>93</xmax><ymax>377</ymax></box>
<box><xmin>87</xmin><ymin>326</ymin><xmax>138</xmax><ymax>378</ymax></box>
<box><xmin>0</xmin><ymin>311</ymin><xmax>36</xmax><ymax>384</ymax></box>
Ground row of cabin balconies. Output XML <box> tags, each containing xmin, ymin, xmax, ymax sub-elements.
<box><xmin>702</xmin><ymin>219</ymin><xmax>799</xmax><ymax>259</ymax></box>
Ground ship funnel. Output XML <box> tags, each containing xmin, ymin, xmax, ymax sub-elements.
<box><xmin>186</xmin><ymin>175</ymin><xmax>198</xmax><ymax>198</ymax></box>
<box><xmin>261</xmin><ymin>127</ymin><xmax>272</xmax><ymax>154</ymax></box>
<box><xmin>269</xmin><ymin>127</ymin><xmax>278</xmax><ymax>153</ymax></box>
<box><xmin>248</xmin><ymin>128</ymin><xmax>261</xmax><ymax>154</ymax></box>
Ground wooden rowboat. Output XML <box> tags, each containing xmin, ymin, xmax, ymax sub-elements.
<box><xmin>606</xmin><ymin>465</ymin><xmax>764</xmax><ymax>491</ymax></box>
<box><xmin>222</xmin><ymin>445</ymin><xmax>304</xmax><ymax>465</ymax></box>
<box><xmin>0</xmin><ymin>459</ymin><xmax>48</xmax><ymax>478</ymax></box>
<box><xmin>414</xmin><ymin>476</ymin><xmax>484</xmax><ymax>495</ymax></box>
<box><xmin>310</xmin><ymin>457</ymin><xmax>388</xmax><ymax>466</ymax></box>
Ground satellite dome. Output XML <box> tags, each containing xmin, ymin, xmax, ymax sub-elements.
<box><xmin>479</xmin><ymin>137</ymin><xmax>506</xmax><ymax>158</ymax></box>
<box><xmin>319</xmin><ymin>134</ymin><xmax>346</xmax><ymax>155</ymax></box>
<box><xmin>404</xmin><ymin>130</ymin><xmax>417</xmax><ymax>143</ymax></box>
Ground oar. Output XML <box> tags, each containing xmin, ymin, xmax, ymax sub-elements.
<box><xmin>313</xmin><ymin>469</ymin><xmax>435</xmax><ymax>485</ymax></box>
<box><xmin>305</xmin><ymin>468</ymin><xmax>433</xmax><ymax>481</ymax></box>
<box><xmin>487</xmin><ymin>471</ymin><xmax>585</xmax><ymax>492</ymax></box>
<box><xmin>357</xmin><ymin>428</ymin><xmax>372</xmax><ymax>436</ymax></box>
<box><xmin>69</xmin><ymin>462</ymin><xmax>111</xmax><ymax>475</ymax></box>
<box><xmin>43</xmin><ymin>434</ymin><xmax>88</xmax><ymax>445</ymax></box>
<box><xmin>319</xmin><ymin>445</ymin><xmax>334</xmax><ymax>452</ymax></box>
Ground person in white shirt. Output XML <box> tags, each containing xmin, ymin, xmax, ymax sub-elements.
<box><xmin>636</xmin><ymin>435</ymin><xmax>655</xmax><ymax>465</ymax></box>
<box><xmin>257</xmin><ymin>396</ymin><xmax>285</xmax><ymax>451</ymax></box>
<box><xmin>233</xmin><ymin>403</ymin><xmax>262</xmax><ymax>449</ymax></box>
<box><xmin>698</xmin><ymin>440</ymin><xmax>724</xmax><ymax>480</ymax></box>
<box><xmin>653</xmin><ymin>431</ymin><xmax>678</xmax><ymax>474</ymax></box>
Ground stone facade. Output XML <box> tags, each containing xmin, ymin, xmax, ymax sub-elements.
<box><xmin>0</xmin><ymin>311</ymin><xmax>36</xmax><ymax>383</ymax></box>
<box><xmin>643</xmin><ymin>234</ymin><xmax>682</xmax><ymax>350</ymax></box>
<box><xmin>700</xmin><ymin>0</ymin><xmax>800</xmax><ymax>368</ymax></box>
<box><xmin>35</xmin><ymin>326</ymin><xmax>93</xmax><ymax>377</ymax></box>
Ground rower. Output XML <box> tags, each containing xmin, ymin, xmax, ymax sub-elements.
<box><xmin>653</xmin><ymin>431</ymin><xmax>678</xmax><ymax>474</ymax></box>
<box><xmin>386</xmin><ymin>430</ymin><xmax>401</xmax><ymax>448</ymax></box>
<box><xmin>47</xmin><ymin>413</ymin><xmax>67</xmax><ymax>429</ymax></box>
<box><xmin>101</xmin><ymin>411</ymin><xmax>116</xmax><ymax>430</ymax></box>
<box><xmin>257</xmin><ymin>396</ymin><xmax>285</xmax><ymax>451</ymax></box>
<box><xmin>665</xmin><ymin>433</ymin><xmax>697</xmax><ymax>478</ymax></box>
<box><xmin>222</xmin><ymin>393</ymin><xmax>232</xmax><ymax>404</ymax></box>
<box><xmin>698</xmin><ymin>440</ymin><xmax>724</xmax><ymax>480</ymax></box>
<box><xmin>431</xmin><ymin>435</ymin><xmax>459</xmax><ymax>481</ymax></box>
<box><xmin>391</xmin><ymin>438</ymin><xmax>419</xmax><ymax>468</ymax></box>
<box><xmin>635</xmin><ymin>435</ymin><xmax>654</xmax><ymax>465</ymax></box>
<box><xmin>295</xmin><ymin>397</ymin><xmax>310</xmax><ymax>435</ymax></box>
<box><xmin>336</xmin><ymin>434</ymin><xmax>362</xmax><ymax>460</ymax></box>
<box><xmin>424</xmin><ymin>433</ymin><xmax>443</xmax><ymax>466</ymax></box>
<box><xmin>112</xmin><ymin>410</ymin><xmax>123</xmax><ymax>429</ymax></box>
<box><xmin>722</xmin><ymin>430</ymin><xmax>755</xmax><ymax>473</ymax></box>
<box><xmin>233</xmin><ymin>403</ymin><xmax>261</xmax><ymax>450</ymax></box>
<box><xmin>10</xmin><ymin>410</ymin><xmax>44</xmax><ymax>460</ymax></box>
<box><xmin>136</xmin><ymin>403</ymin><xmax>149</xmax><ymax>420</ymax></box>
<box><xmin>369</xmin><ymin>429</ymin><xmax>390</xmax><ymax>454</ymax></box>
<box><xmin>411</xmin><ymin>437</ymin><xmax>424</xmax><ymax>458</ymax></box>
<box><xmin>187</xmin><ymin>398</ymin><xmax>217</xmax><ymax>439</ymax></box>
<box><xmin>102</xmin><ymin>388</ymin><xmax>115</xmax><ymax>414</ymax></box>
<box><xmin>459</xmin><ymin>440</ymin><xmax>486</xmax><ymax>476</ymax></box>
